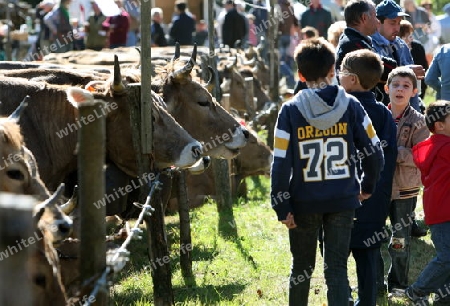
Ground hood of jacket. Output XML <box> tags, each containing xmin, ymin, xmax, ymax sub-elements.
<box><xmin>294</xmin><ymin>86</ymin><xmax>350</xmax><ymax>130</ymax></box>
<box><xmin>413</xmin><ymin>134</ymin><xmax>450</xmax><ymax>177</ymax></box>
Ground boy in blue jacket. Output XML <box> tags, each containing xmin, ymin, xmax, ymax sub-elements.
<box><xmin>340</xmin><ymin>49</ymin><xmax>398</xmax><ymax>305</ymax></box>
<box><xmin>271</xmin><ymin>37</ymin><xmax>384</xmax><ymax>306</ymax></box>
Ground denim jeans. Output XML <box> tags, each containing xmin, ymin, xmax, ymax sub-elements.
<box><xmin>289</xmin><ymin>209</ymin><xmax>355</xmax><ymax>306</ymax></box>
<box><xmin>412</xmin><ymin>222</ymin><xmax>450</xmax><ymax>303</ymax></box>
<box><xmin>387</xmin><ymin>197</ymin><xmax>416</xmax><ymax>290</ymax></box>
<box><xmin>351</xmin><ymin>247</ymin><xmax>379</xmax><ymax>306</ymax></box>
<box><xmin>278</xmin><ymin>35</ymin><xmax>291</xmax><ymax>62</ymax></box>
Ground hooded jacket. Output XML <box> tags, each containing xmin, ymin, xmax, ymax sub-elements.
<box><xmin>271</xmin><ymin>85</ymin><xmax>384</xmax><ymax>220</ymax></box>
<box><xmin>413</xmin><ymin>134</ymin><xmax>450</xmax><ymax>225</ymax></box>
<box><xmin>349</xmin><ymin>91</ymin><xmax>397</xmax><ymax>248</ymax></box>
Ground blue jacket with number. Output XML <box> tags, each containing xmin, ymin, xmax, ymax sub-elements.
<box><xmin>270</xmin><ymin>85</ymin><xmax>384</xmax><ymax>221</ymax></box>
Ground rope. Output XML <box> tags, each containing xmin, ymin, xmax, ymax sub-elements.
<box><xmin>82</xmin><ymin>174</ymin><xmax>162</xmax><ymax>306</ymax></box>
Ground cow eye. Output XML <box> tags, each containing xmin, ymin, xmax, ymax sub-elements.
<box><xmin>7</xmin><ymin>169</ymin><xmax>25</xmax><ymax>181</ymax></box>
<box><xmin>34</xmin><ymin>274</ymin><xmax>46</xmax><ymax>287</ymax></box>
<box><xmin>198</xmin><ymin>101</ymin><xmax>209</xmax><ymax>107</ymax></box>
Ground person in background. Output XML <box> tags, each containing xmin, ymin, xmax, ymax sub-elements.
<box><xmin>371</xmin><ymin>0</ymin><xmax>425</xmax><ymax>111</ymax></box>
<box><xmin>102</xmin><ymin>0</ymin><xmax>130</xmax><ymax>49</ymax></box>
<box><xmin>247</xmin><ymin>14</ymin><xmax>258</xmax><ymax>47</ymax></box>
<box><xmin>420</xmin><ymin>0</ymin><xmax>441</xmax><ymax>64</ymax></box>
<box><xmin>249</xmin><ymin>0</ymin><xmax>268</xmax><ymax>44</ymax></box>
<box><xmin>437</xmin><ymin>4</ymin><xmax>450</xmax><ymax>44</ymax></box>
<box><xmin>194</xmin><ymin>20</ymin><xmax>208</xmax><ymax>47</ymax></box>
<box><xmin>327</xmin><ymin>21</ymin><xmax>346</xmax><ymax>47</ymax></box>
<box><xmin>406</xmin><ymin>100</ymin><xmax>450</xmax><ymax>306</ymax></box>
<box><xmin>222</xmin><ymin>0</ymin><xmax>247</xmax><ymax>48</ymax></box>
<box><xmin>124</xmin><ymin>0</ymin><xmax>140</xmax><ymax>47</ymax></box>
<box><xmin>301</xmin><ymin>26</ymin><xmax>319</xmax><ymax>40</ymax></box>
<box><xmin>399</xmin><ymin>20</ymin><xmax>428</xmax><ymax>102</ymax></box>
<box><xmin>85</xmin><ymin>0</ymin><xmax>107</xmax><ymax>51</ymax></box>
<box><xmin>44</xmin><ymin>0</ymin><xmax>73</xmax><ymax>53</ymax></box>
<box><xmin>300</xmin><ymin>0</ymin><xmax>333</xmax><ymax>39</ymax></box>
<box><xmin>425</xmin><ymin>44</ymin><xmax>450</xmax><ymax>101</ymax></box>
<box><xmin>71</xmin><ymin>18</ymin><xmax>85</xmax><ymax>50</ymax></box>
<box><xmin>35</xmin><ymin>0</ymin><xmax>55</xmax><ymax>58</ymax></box>
<box><xmin>151</xmin><ymin>8</ymin><xmax>167</xmax><ymax>47</ymax></box>
<box><xmin>169</xmin><ymin>0</ymin><xmax>195</xmax><ymax>45</ymax></box>
<box><xmin>401</xmin><ymin>0</ymin><xmax>430</xmax><ymax>46</ymax></box>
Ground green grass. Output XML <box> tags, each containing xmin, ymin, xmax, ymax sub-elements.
<box><xmin>109</xmin><ymin>176</ymin><xmax>436</xmax><ymax>306</ymax></box>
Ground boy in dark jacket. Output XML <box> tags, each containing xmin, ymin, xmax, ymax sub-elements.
<box><xmin>406</xmin><ymin>100</ymin><xmax>450</xmax><ymax>306</ymax></box>
<box><xmin>271</xmin><ymin>37</ymin><xmax>384</xmax><ymax>306</ymax></box>
<box><xmin>340</xmin><ymin>49</ymin><xmax>398</xmax><ymax>305</ymax></box>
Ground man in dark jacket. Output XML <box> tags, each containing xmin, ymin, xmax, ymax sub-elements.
<box><xmin>169</xmin><ymin>1</ymin><xmax>195</xmax><ymax>45</ymax></box>
<box><xmin>151</xmin><ymin>7</ymin><xmax>167</xmax><ymax>47</ymax></box>
<box><xmin>222</xmin><ymin>0</ymin><xmax>247</xmax><ymax>48</ymax></box>
<box><xmin>335</xmin><ymin>0</ymin><xmax>397</xmax><ymax>102</ymax></box>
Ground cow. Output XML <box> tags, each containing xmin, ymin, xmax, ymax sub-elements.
<box><xmin>0</xmin><ymin>77</ymin><xmax>204</xmax><ymax>193</ymax></box>
<box><xmin>0</xmin><ymin>98</ymin><xmax>74</xmax><ymax>245</ymax></box>
<box><xmin>30</xmin><ymin>186</ymin><xmax>72</xmax><ymax>306</ymax></box>
<box><xmin>167</xmin><ymin>127</ymin><xmax>272</xmax><ymax>211</ymax></box>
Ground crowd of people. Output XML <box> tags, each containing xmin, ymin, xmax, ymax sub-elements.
<box><xmin>269</xmin><ymin>0</ymin><xmax>450</xmax><ymax>305</ymax></box>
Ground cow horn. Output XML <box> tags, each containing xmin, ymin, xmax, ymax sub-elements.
<box><xmin>226</xmin><ymin>56</ymin><xmax>237</xmax><ymax>70</ymax></box>
<box><xmin>8</xmin><ymin>95</ymin><xmax>30</xmax><ymax>122</ymax></box>
<box><xmin>45</xmin><ymin>184</ymin><xmax>65</xmax><ymax>207</ymax></box>
<box><xmin>242</xmin><ymin>56</ymin><xmax>257</xmax><ymax>67</ymax></box>
<box><xmin>170</xmin><ymin>44</ymin><xmax>197</xmax><ymax>81</ymax></box>
<box><xmin>61</xmin><ymin>185</ymin><xmax>78</xmax><ymax>215</ymax></box>
<box><xmin>135</xmin><ymin>47</ymin><xmax>141</xmax><ymax>54</ymax></box>
<box><xmin>113</xmin><ymin>55</ymin><xmax>126</xmax><ymax>94</ymax></box>
<box><xmin>172</xmin><ymin>42</ymin><xmax>181</xmax><ymax>62</ymax></box>
<box><xmin>206</xmin><ymin>66</ymin><xmax>215</xmax><ymax>93</ymax></box>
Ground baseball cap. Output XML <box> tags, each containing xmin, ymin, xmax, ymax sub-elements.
<box><xmin>376</xmin><ymin>0</ymin><xmax>409</xmax><ymax>19</ymax></box>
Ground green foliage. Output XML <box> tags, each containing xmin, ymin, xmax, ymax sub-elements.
<box><xmin>110</xmin><ymin>177</ymin><xmax>435</xmax><ymax>305</ymax></box>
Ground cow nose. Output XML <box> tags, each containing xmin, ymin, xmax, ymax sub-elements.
<box><xmin>242</xmin><ymin>129</ymin><xmax>250</xmax><ymax>139</ymax></box>
<box><xmin>58</xmin><ymin>222</ymin><xmax>72</xmax><ymax>234</ymax></box>
<box><xmin>191</xmin><ymin>145</ymin><xmax>202</xmax><ymax>158</ymax></box>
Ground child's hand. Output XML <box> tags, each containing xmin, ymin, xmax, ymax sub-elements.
<box><xmin>281</xmin><ymin>212</ymin><xmax>297</xmax><ymax>229</ymax></box>
<box><xmin>359</xmin><ymin>192</ymin><xmax>371</xmax><ymax>202</ymax></box>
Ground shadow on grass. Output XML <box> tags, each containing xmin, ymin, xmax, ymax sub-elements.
<box><xmin>111</xmin><ymin>286</ymin><xmax>151</xmax><ymax>305</ymax></box>
<box><xmin>217</xmin><ymin>207</ymin><xmax>258</xmax><ymax>270</ymax></box>
<box><xmin>173</xmin><ymin>283</ymin><xmax>246</xmax><ymax>304</ymax></box>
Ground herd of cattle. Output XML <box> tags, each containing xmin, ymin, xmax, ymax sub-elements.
<box><xmin>0</xmin><ymin>43</ymin><xmax>274</xmax><ymax>305</ymax></box>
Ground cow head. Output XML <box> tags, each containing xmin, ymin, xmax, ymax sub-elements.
<box><xmin>66</xmin><ymin>86</ymin><xmax>204</xmax><ymax>174</ymax></box>
<box><xmin>0</xmin><ymin>97</ymin><xmax>51</xmax><ymax>199</ymax></box>
<box><xmin>153</xmin><ymin>45</ymin><xmax>250</xmax><ymax>159</ymax></box>
<box><xmin>30</xmin><ymin>200</ymin><xmax>68</xmax><ymax>306</ymax></box>
<box><xmin>33</xmin><ymin>184</ymin><xmax>73</xmax><ymax>246</ymax></box>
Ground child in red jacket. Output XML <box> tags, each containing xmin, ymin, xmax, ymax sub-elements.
<box><xmin>406</xmin><ymin>100</ymin><xmax>450</xmax><ymax>305</ymax></box>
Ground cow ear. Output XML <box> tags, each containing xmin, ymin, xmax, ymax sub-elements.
<box><xmin>66</xmin><ymin>87</ymin><xmax>94</xmax><ymax>108</ymax></box>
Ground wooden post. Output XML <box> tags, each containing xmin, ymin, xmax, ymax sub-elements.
<box><xmin>128</xmin><ymin>85</ymin><xmax>174</xmax><ymax>306</ymax></box>
<box><xmin>244</xmin><ymin>77</ymin><xmax>255</xmax><ymax>119</ymax></box>
<box><xmin>140</xmin><ymin>0</ymin><xmax>152</xmax><ymax>154</ymax></box>
<box><xmin>0</xmin><ymin>194</ymin><xmax>35</xmax><ymax>305</ymax></box>
<box><xmin>78</xmin><ymin>100</ymin><xmax>107</xmax><ymax>305</ymax></box>
<box><xmin>177</xmin><ymin>170</ymin><xmax>193</xmax><ymax>279</ymax></box>
<box><xmin>266</xmin><ymin>0</ymin><xmax>280</xmax><ymax>149</ymax></box>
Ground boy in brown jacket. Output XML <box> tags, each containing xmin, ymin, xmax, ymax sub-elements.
<box><xmin>384</xmin><ymin>67</ymin><xmax>430</xmax><ymax>294</ymax></box>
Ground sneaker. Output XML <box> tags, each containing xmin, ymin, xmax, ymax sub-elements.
<box><xmin>411</xmin><ymin>222</ymin><xmax>428</xmax><ymax>237</ymax></box>
<box><xmin>405</xmin><ymin>286</ymin><xmax>429</xmax><ymax>305</ymax></box>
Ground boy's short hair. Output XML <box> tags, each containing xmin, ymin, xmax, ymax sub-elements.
<box><xmin>425</xmin><ymin>100</ymin><xmax>450</xmax><ymax>133</ymax></box>
<box><xmin>301</xmin><ymin>26</ymin><xmax>319</xmax><ymax>39</ymax></box>
<box><xmin>341</xmin><ymin>49</ymin><xmax>383</xmax><ymax>90</ymax></box>
<box><xmin>294</xmin><ymin>37</ymin><xmax>336</xmax><ymax>82</ymax></box>
<box><xmin>387</xmin><ymin>66</ymin><xmax>418</xmax><ymax>89</ymax></box>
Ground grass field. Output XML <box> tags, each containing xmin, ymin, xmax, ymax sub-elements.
<box><xmin>109</xmin><ymin>176</ymin><xmax>436</xmax><ymax>306</ymax></box>
<box><xmin>109</xmin><ymin>90</ymin><xmax>439</xmax><ymax>305</ymax></box>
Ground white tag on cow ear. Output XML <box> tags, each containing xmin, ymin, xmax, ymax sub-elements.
<box><xmin>66</xmin><ymin>87</ymin><xmax>94</xmax><ymax>108</ymax></box>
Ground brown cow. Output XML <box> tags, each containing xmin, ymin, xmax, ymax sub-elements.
<box><xmin>0</xmin><ymin>77</ymin><xmax>203</xmax><ymax>192</ymax></box>
<box><xmin>168</xmin><ymin>128</ymin><xmax>272</xmax><ymax>210</ymax></box>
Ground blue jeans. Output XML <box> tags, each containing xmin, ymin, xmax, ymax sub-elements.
<box><xmin>289</xmin><ymin>209</ymin><xmax>355</xmax><ymax>306</ymax></box>
<box><xmin>411</xmin><ymin>222</ymin><xmax>450</xmax><ymax>303</ymax></box>
<box><xmin>387</xmin><ymin>197</ymin><xmax>416</xmax><ymax>290</ymax></box>
<box><xmin>278</xmin><ymin>35</ymin><xmax>291</xmax><ymax>62</ymax></box>
<box><xmin>351</xmin><ymin>247</ymin><xmax>379</xmax><ymax>306</ymax></box>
